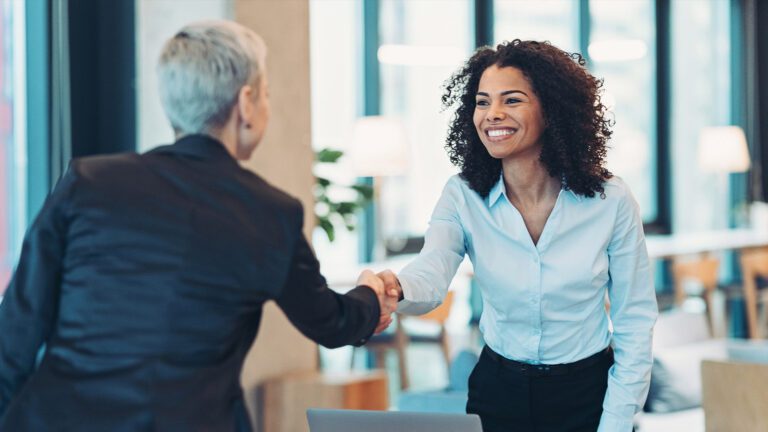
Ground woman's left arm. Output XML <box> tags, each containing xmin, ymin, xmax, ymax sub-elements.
<box><xmin>599</xmin><ymin>190</ymin><xmax>659</xmax><ymax>432</ymax></box>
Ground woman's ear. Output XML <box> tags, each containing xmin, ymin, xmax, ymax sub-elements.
<box><xmin>237</xmin><ymin>84</ymin><xmax>255</xmax><ymax>128</ymax></box>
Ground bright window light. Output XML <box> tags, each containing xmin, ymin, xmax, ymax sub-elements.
<box><xmin>377</xmin><ymin>44</ymin><xmax>465</xmax><ymax>67</ymax></box>
<box><xmin>588</xmin><ymin>39</ymin><xmax>648</xmax><ymax>62</ymax></box>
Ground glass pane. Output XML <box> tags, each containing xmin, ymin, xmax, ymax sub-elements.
<box><xmin>309</xmin><ymin>0</ymin><xmax>361</xmax><ymax>270</ymax></box>
<box><xmin>1</xmin><ymin>0</ymin><xmax>25</xmax><ymax>295</ymax></box>
<box><xmin>670</xmin><ymin>0</ymin><xmax>731</xmax><ymax>232</ymax></box>
<box><xmin>378</xmin><ymin>0</ymin><xmax>471</xmax><ymax>241</ymax></box>
<box><xmin>494</xmin><ymin>0</ymin><xmax>578</xmax><ymax>51</ymax></box>
<box><xmin>589</xmin><ymin>0</ymin><xmax>656</xmax><ymax>222</ymax></box>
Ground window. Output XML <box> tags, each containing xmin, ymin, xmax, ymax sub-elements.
<box><xmin>308</xmin><ymin>0</ymin><xmax>743</xmax><ymax>269</ymax></box>
<box><xmin>590</xmin><ymin>0</ymin><xmax>657</xmax><ymax>222</ymax></box>
<box><xmin>308</xmin><ymin>0</ymin><xmax>361</xmax><ymax>273</ymax></box>
<box><xmin>494</xmin><ymin>0</ymin><xmax>578</xmax><ymax>52</ymax></box>
<box><xmin>1</xmin><ymin>0</ymin><xmax>25</xmax><ymax>293</ymax></box>
<box><xmin>670</xmin><ymin>0</ymin><xmax>732</xmax><ymax>233</ymax></box>
<box><xmin>377</xmin><ymin>0</ymin><xmax>471</xmax><ymax>241</ymax></box>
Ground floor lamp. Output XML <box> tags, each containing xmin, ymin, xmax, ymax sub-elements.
<box><xmin>348</xmin><ymin>116</ymin><xmax>409</xmax><ymax>262</ymax></box>
<box><xmin>698</xmin><ymin>126</ymin><xmax>751</xmax><ymax>227</ymax></box>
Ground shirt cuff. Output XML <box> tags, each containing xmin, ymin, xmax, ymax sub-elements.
<box><xmin>395</xmin><ymin>275</ymin><xmax>441</xmax><ymax>315</ymax></box>
<box><xmin>597</xmin><ymin>410</ymin><xmax>635</xmax><ymax>432</ymax></box>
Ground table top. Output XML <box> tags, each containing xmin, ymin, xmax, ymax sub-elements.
<box><xmin>324</xmin><ymin>229</ymin><xmax>768</xmax><ymax>288</ymax></box>
<box><xmin>646</xmin><ymin>229</ymin><xmax>768</xmax><ymax>259</ymax></box>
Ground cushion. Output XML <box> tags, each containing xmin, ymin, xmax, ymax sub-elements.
<box><xmin>397</xmin><ymin>390</ymin><xmax>468</xmax><ymax>414</ymax></box>
<box><xmin>646</xmin><ymin>339</ymin><xmax>728</xmax><ymax>413</ymax></box>
<box><xmin>725</xmin><ymin>339</ymin><xmax>768</xmax><ymax>364</ymax></box>
<box><xmin>634</xmin><ymin>408</ymin><xmax>704</xmax><ymax>432</ymax></box>
<box><xmin>653</xmin><ymin>310</ymin><xmax>711</xmax><ymax>350</ymax></box>
<box><xmin>447</xmin><ymin>350</ymin><xmax>478</xmax><ymax>391</ymax></box>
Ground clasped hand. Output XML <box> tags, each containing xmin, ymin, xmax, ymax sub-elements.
<box><xmin>356</xmin><ymin>269</ymin><xmax>402</xmax><ymax>335</ymax></box>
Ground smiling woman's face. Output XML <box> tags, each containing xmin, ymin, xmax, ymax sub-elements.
<box><xmin>473</xmin><ymin>65</ymin><xmax>546</xmax><ymax>162</ymax></box>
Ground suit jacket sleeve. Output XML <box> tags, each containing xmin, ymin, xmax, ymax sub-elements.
<box><xmin>0</xmin><ymin>165</ymin><xmax>77</xmax><ymax>417</ymax></box>
<box><xmin>275</xmin><ymin>207</ymin><xmax>380</xmax><ymax>348</ymax></box>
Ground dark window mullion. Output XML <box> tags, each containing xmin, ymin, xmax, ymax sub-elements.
<box><xmin>358</xmin><ymin>0</ymin><xmax>379</xmax><ymax>263</ymax></box>
<box><xmin>474</xmin><ymin>0</ymin><xmax>493</xmax><ymax>48</ymax></box>
<box><xmin>651</xmin><ymin>0</ymin><xmax>671</xmax><ymax>234</ymax></box>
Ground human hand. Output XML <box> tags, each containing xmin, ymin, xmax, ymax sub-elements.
<box><xmin>356</xmin><ymin>269</ymin><xmax>384</xmax><ymax>296</ymax></box>
<box><xmin>357</xmin><ymin>269</ymin><xmax>395</xmax><ymax>334</ymax></box>
<box><xmin>377</xmin><ymin>269</ymin><xmax>402</xmax><ymax>301</ymax></box>
<box><xmin>373</xmin><ymin>269</ymin><xmax>402</xmax><ymax>334</ymax></box>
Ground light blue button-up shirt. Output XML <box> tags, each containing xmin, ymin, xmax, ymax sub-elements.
<box><xmin>397</xmin><ymin>174</ymin><xmax>658</xmax><ymax>432</ymax></box>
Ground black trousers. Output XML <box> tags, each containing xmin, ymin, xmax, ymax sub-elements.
<box><xmin>466</xmin><ymin>346</ymin><xmax>613</xmax><ymax>432</ymax></box>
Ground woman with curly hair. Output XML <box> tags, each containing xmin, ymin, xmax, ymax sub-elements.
<box><xmin>378</xmin><ymin>40</ymin><xmax>657</xmax><ymax>432</ymax></box>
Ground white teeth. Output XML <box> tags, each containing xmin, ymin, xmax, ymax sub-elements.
<box><xmin>488</xmin><ymin>129</ymin><xmax>515</xmax><ymax>137</ymax></box>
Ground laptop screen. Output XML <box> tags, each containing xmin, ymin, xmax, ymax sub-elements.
<box><xmin>306</xmin><ymin>409</ymin><xmax>483</xmax><ymax>432</ymax></box>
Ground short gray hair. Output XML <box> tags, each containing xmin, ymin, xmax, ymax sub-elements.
<box><xmin>157</xmin><ymin>20</ymin><xmax>267</xmax><ymax>135</ymax></box>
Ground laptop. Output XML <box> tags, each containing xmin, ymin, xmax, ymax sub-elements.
<box><xmin>306</xmin><ymin>409</ymin><xmax>483</xmax><ymax>432</ymax></box>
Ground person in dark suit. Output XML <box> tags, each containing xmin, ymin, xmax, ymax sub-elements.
<box><xmin>0</xmin><ymin>20</ymin><xmax>396</xmax><ymax>432</ymax></box>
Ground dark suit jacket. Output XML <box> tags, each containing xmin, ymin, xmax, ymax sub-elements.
<box><xmin>0</xmin><ymin>134</ymin><xmax>380</xmax><ymax>431</ymax></box>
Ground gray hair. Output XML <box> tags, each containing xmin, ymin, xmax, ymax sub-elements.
<box><xmin>157</xmin><ymin>20</ymin><xmax>267</xmax><ymax>135</ymax></box>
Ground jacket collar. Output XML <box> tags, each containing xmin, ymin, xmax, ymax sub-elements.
<box><xmin>149</xmin><ymin>134</ymin><xmax>239</xmax><ymax>166</ymax></box>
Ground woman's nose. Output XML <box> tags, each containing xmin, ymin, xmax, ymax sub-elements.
<box><xmin>486</xmin><ymin>106</ymin><xmax>506</xmax><ymax>122</ymax></box>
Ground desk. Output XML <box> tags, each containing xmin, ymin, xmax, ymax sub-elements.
<box><xmin>648</xmin><ymin>229</ymin><xmax>768</xmax><ymax>339</ymax></box>
<box><xmin>646</xmin><ymin>229</ymin><xmax>768</xmax><ymax>259</ymax></box>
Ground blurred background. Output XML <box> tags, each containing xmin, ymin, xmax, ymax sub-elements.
<box><xmin>2</xmin><ymin>0</ymin><xmax>768</xmax><ymax>431</ymax></box>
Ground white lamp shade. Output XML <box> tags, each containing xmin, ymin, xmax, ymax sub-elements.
<box><xmin>698</xmin><ymin>126</ymin><xmax>751</xmax><ymax>173</ymax></box>
<box><xmin>347</xmin><ymin>116</ymin><xmax>409</xmax><ymax>177</ymax></box>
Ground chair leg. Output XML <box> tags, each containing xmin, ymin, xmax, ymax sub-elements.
<box><xmin>439</xmin><ymin>329</ymin><xmax>451</xmax><ymax>368</ymax></box>
<box><xmin>744</xmin><ymin>276</ymin><xmax>761</xmax><ymax>339</ymax></box>
<box><xmin>395</xmin><ymin>323</ymin><xmax>409</xmax><ymax>390</ymax></box>
<box><xmin>703</xmin><ymin>290</ymin><xmax>715</xmax><ymax>337</ymax></box>
<box><xmin>374</xmin><ymin>349</ymin><xmax>387</xmax><ymax>370</ymax></box>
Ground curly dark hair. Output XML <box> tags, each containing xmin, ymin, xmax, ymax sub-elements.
<box><xmin>442</xmin><ymin>39</ymin><xmax>613</xmax><ymax>198</ymax></box>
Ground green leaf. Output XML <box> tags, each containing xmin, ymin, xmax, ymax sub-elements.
<box><xmin>316</xmin><ymin>149</ymin><xmax>344</xmax><ymax>163</ymax></box>
<box><xmin>316</xmin><ymin>176</ymin><xmax>331</xmax><ymax>187</ymax></box>
<box><xmin>318</xmin><ymin>217</ymin><xmax>335</xmax><ymax>242</ymax></box>
<box><xmin>351</xmin><ymin>184</ymin><xmax>374</xmax><ymax>201</ymax></box>
<box><xmin>336</xmin><ymin>201</ymin><xmax>357</xmax><ymax>215</ymax></box>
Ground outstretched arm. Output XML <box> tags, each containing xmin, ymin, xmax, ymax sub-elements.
<box><xmin>275</xmin><ymin>233</ymin><xmax>393</xmax><ymax>348</ymax></box>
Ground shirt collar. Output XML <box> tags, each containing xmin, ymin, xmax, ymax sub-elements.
<box><xmin>486</xmin><ymin>173</ymin><xmax>584</xmax><ymax>206</ymax></box>
<box><xmin>486</xmin><ymin>173</ymin><xmax>506</xmax><ymax>207</ymax></box>
<box><xmin>566</xmin><ymin>187</ymin><xmax>583</xmax><ymax>202</ymax></box>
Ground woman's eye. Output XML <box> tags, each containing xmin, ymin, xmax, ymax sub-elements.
<box><xmin>505</xmin><ymin>98</ymin><xmax>521</xmax><ymax>104</ymax></box>
<box><xmin>475</xmin><ymin>100</ymin><xmax>489</xmax><ymax>106</ymax></box>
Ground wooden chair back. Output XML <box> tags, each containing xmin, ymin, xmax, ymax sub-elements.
<box><xmin>671</xmin><ymin>256</ymin><xmax>720</xmax><ymax>335</ymax></box>
<box><xmin>739</xmin><ymin>247</ymin><xmax>768</xmax><ymax>338</ymax></box>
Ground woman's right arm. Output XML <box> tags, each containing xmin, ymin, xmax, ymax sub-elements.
<box><xmin>395</xmin><ymin>177</ymin><xmax>467</xmax><ymax>315</ymax></box>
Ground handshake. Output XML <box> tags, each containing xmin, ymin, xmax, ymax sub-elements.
<box><xmin>357</xmin><ymin>269</ymin><xmax>402</xmax><ymax>335</ymax></box>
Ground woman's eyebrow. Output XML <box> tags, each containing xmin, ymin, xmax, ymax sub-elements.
<box><xmin>476</xmin><ymin>90</ymin><xmax>529</xmax><ymax>97</ymax></box>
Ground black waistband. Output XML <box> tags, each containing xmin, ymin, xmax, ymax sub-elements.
<box><xmin>483</xmin><ymin>345</ymin><xmax>612</xmax><ymax>377</ymax></box>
